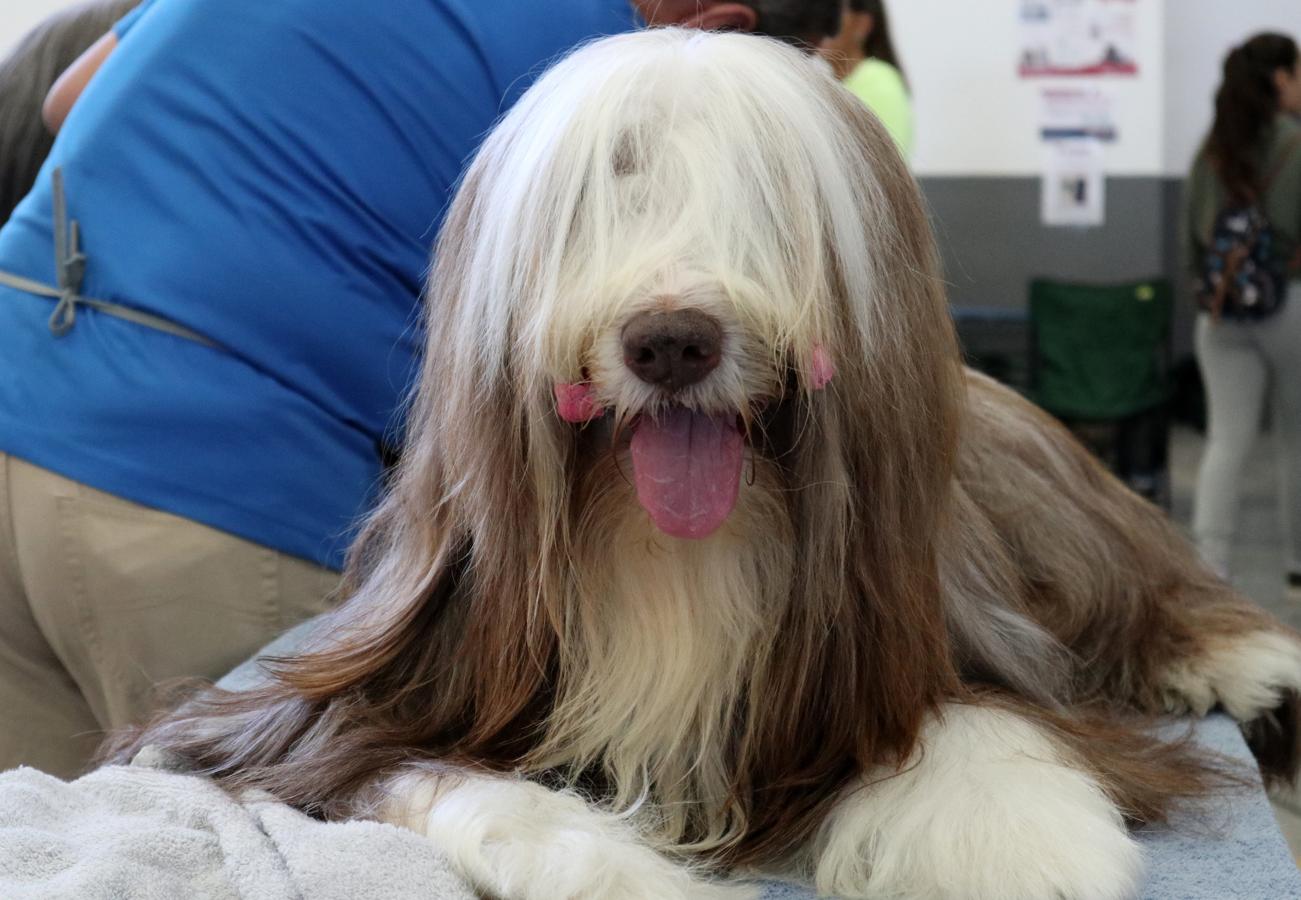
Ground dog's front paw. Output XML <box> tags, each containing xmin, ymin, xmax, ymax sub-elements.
<box><xmin>384</xmin><ymin>773</ymin><xmax>754</xmax><ymax>900</ymax></box>
<box><xmin>812</xmin><ymin>704</ymin><xmax>1143</xmax><ymax>900</ymax></box>
<box><xmin>1159</xmin><ymin>629</ymin><xmax>1301</xmax><ymax>721</ymax></box>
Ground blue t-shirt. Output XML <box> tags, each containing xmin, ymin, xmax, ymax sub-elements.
<box><xmin>0</xmin><ymin>0</ymin><xmax>637</xmax><ymax>568</ymax></box>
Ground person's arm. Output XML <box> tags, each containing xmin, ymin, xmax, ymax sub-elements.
<box><xmin>42</xmin><ymin>30</ymin><xmax>118</xmax><ymax>134</ymax></box>
<box><xmin>1181</xmin><ymin>154</ymin><xmax>1210</xmax><ymax>283</ymax></box>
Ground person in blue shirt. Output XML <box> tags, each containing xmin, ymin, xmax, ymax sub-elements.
<box><xmin>0</xmin><ymin>0</ymin><xmax>841</xmax><ymax>777</ymax></box>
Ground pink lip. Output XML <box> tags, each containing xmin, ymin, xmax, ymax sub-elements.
<box><xmin>554</xmin><ymin>382</ymin><xmax>604</xmax><ymax>423</ymax></box>
<box><xmin>811</xmin><ymin>345</ymin><xmax>835</xmax><ymax>390</ymax></box>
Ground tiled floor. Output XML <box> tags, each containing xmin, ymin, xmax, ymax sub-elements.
<box><xmin>1166</xmin><ymin>425</ymin><xmax>1301</xmax><ymax>860</ymax></box>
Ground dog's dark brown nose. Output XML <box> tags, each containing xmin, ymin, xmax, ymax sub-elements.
<box><xmin>621</xmin><ymin>309</ymin><xmax>723</xmax><ymax>390</ymax></box>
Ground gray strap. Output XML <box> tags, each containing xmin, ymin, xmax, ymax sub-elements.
<box><xmin>49</xmin><ymin>167</ymin><xmax>86</xmax><ymax>336</ymax></box>
<box><xmin>0</xmin><ymin>168</ymin><xmax>218</xmax><ymax>349</ymax></box>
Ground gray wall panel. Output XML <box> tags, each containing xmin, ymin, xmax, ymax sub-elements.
<box><xmin>918</xmin><ymin>175</ymin><xmax>1195</xmax><ymax>357</ymax></box>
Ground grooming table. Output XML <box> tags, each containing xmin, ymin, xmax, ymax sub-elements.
<box><xmin>226</xmin><ymin>624</ymin><xmax>1301</xmax><ymax>899</ymax></box>
<box><xmin>760</xmin><ymin>714</ymin><xmax>1301</xmax><ymax>899</ymax></box>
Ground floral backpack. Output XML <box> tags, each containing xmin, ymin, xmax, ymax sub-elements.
<box><xmin>1197</xmin><ymin>135</ymin><xmax>1301</xmax><ymax>321</ymax></box>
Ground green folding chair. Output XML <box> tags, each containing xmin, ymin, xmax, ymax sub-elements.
<box><xmin>1029</xmin><ymin>278</ymin><xmax>1174</xmax><ymax>507</ymax></box>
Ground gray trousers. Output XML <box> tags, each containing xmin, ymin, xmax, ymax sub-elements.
<box><xmin>1193</xmin><ymin>282</ymin><xmax>1301</xmax><ymax>578</ymax></box>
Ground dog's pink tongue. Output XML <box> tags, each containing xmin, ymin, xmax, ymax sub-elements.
<box><xmin>630</xmin><ymin>408</ymin><xmax>744</xmax><ymax>540</ymax></box>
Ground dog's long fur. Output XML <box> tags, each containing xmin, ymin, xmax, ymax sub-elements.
<box><xmin>107</xmin><ymin>30</ymin><xmax>1301</xmax><ymax>898</ymax></box>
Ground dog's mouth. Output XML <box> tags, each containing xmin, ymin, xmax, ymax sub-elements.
<box><xmin>555</xmin><ymin>342</ymin><xmax>831</xmax><ymax>540</ymax></box>
<box><xmin>628</xmin><ymin>406</ymin><xmax>745</xmax><ymax>540</ymax></box>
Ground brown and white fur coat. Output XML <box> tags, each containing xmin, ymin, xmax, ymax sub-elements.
<box><xmin>110</xmin><ymin>30</ymin><xmax>1301</xmax><ymax>900</ymax></box>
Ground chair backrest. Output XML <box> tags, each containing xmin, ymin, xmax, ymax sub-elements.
<box><xmin>1029</xmin><ymin>278</ymin><xmax>1172</xmax><ymax>420</ymax></box>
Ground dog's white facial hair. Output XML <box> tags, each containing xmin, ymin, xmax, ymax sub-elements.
<box><xmin>406</xmin><ymin>30</ymin><xmax>925</xmax><ymax>850</ymax></box>
<box><xmin>437</xmin><ymin>29</ymin><xmax>906</xmax><ymax>408</ymax></box>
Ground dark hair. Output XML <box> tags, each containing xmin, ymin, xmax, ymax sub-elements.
<box><xmin>0</xmin><ymin>0</ymin><xmax>140</xmax><ymax>224</ymax></box>
<box><xmin>1204</xmin><ymin>32</ymin><xmax>1299</xmax><ymax>203</ymax></box>
<box><xmin>748</xmin><ymin>0</ymin><xmax>843</xmax><ymax>46</ymax></box>
<box><xmin>847</xmin><ymin>0</ymin><xmax>907</xmax><ymax>86</ymax></box>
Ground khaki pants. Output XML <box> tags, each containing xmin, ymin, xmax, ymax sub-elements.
<box><xmin>0</xmin><ymin>452</ymin><xmax>339</xmax><ymax>778</ymax></box>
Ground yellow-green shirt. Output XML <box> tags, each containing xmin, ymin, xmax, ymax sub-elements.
<box><xmin>842</xmin><ymin>58</ymin><xmax>913</xmax><ymax>160</ymax></box>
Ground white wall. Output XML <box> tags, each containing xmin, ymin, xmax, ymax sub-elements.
<box><xmin>892</xmin><ymin>0</ymin><xmax>1301</xmax><ymax>179</ymax></box>
<box><xmin>9</xmin><ymin>0</ymin><xmax>1298</xmax><ymax>180</ymax></box>
<box><xmin>0</xmin><ymin>0</ymin><xmax>89</xmax><ymax>58</ymax></box>
<box><xmin>1164</xmin><ymin>0</ymin><xmax>1301</xmax><ymax>176</ymax></box>
<box><xmin>892</xmin><ymin>0</ymin><xmax>1167</xmax><ymax>178</ymax></box>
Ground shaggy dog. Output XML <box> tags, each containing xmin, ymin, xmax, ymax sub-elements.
<box><xmin>113</xmin><ymin>30</ymin><xmax>1301</xmax><ymax>899</ymax></box>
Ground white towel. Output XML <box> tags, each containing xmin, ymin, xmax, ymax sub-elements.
<box><xmin>0</xmin><ymin>757</ymin><xmax>476</xmax><ymax>900</ymax></box>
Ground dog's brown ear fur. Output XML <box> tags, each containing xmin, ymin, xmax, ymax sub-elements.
<box><xmin>797</xmin><ymin>85</ymin><xmax>968</xmax><ymax>751</ymax></box>
<box><xmin>716</xmin><ymin>90</ymin><xmax>971</xmax><ymax>864</ymax></box>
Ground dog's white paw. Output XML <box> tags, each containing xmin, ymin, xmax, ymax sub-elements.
<box><xmin>1160</xmin><ymin>629</ymin><xmax>1301</xmax><ymax>721</ymax></box>
<box><xmin>382</xmin><ymin>773</ymin><xmax>754</xmax><ymax>900</ymax></box>
<box><xmin>812</xmin><ymin>704</ymin><xmax>1143</xmax><ymax>900</ymax></box>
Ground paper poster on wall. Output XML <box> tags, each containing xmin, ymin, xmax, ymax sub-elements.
<box><xmin>1019</xmin><ymin>0</ymin><xmax>1139</xmax><ymax>78</ymax></box>
<box><xmin>1041</xmin><ymin>139</ymin><xmax>1106</xmax><ymax>227</ymax></box>
<box><xmin>1039</xmin><ymin>86</ymin><xmax>1117</xmax><ymax>142</ymax></box>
